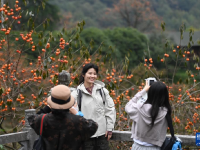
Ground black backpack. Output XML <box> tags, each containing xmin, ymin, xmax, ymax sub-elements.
<box><xmin>77</xmin><ymin>88</ymin><xmax>106</xmax><ymax>111</ymax></box>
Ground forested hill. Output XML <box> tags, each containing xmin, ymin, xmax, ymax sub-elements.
<box><xmin>49</xmin><ymin>0</ymin><xmax>200</xmax><ymax>32</ymax></box>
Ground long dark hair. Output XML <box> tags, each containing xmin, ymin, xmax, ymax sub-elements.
<box><xmin>145</xmin><ymin>81</ymin><xmax>171</xmax><ymax>126</ymax></box>
<box><xmin>78</xmin><ymin>63</ymin><xmax>99</xmax><ymax>84</ymax></box>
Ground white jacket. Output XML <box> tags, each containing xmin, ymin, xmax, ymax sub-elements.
<box><xmin>125</xmin><ymin>89</ymin><xmax>168</xmax><ymax>147</ymax></box>
<box><xmin>71</xmin><ymin>80</ymin><xmax>116</xmax><ymax>137</ymax></box>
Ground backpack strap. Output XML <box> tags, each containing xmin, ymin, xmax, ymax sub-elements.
<box><xmin>77</xmin><ymin>89</ymin><xmax>82</xmax><ymax>111</ymax></box>
<box><xmin>40</xmin><ymin>114</ymin><xmax>46</xmax><ymax>136</ymax></box>
<box><xmin>99</xmin><ymin>87</ymin><xmax>106</xmax><ymax>105</ymax></box>
<box><xmin>77</xmin><ymin>87</ymin><xmax>106</xmax><ymax>111</ymax></box>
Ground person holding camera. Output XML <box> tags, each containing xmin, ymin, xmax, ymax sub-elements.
<box><xmin>71</xmin><ymin>63</ymin><xmax>116</xmax><ymax>150</ymax></box>
<box><xmin>28</xmin><ymin>85</ymin><xmax>98</xmax><ymax>150</ymax></box>
<box><xmin>125</xmin><ymin>80</ymin><xmax>172</xmax><ymax>150</ymax></box>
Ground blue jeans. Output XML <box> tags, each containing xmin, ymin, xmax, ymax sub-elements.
<box><xmin>83</xmin><ymin>135</ymin><xmax>109</xmax><ymax>150</ymax></box>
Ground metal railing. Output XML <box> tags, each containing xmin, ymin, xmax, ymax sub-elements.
<box><xmin>111</xmin><ymin>130</ymin><xmax>196</xmax><ymax>146</ymax></box>
<box><xmin>0</xmin><ymin>109</ymin><xmax>196</xmax><ymax>149</ymax></box>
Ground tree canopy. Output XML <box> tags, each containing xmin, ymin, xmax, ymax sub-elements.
<box><xmin>50</xmin><ymin>0</ymin><xmax>200</xmax><ymax>31</ymax></box>
<box><xmin>6</xmin><ymin>0</ymin><xmax>60</xmax><ymax>30</ymax></box>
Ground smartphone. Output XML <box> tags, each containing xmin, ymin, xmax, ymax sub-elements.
<box><xmin>149</xmin><ymin>80</ymin><xmax>154</xmax><ymax>86</ymax></box>
<box><xmin>145</xmin><ymin>77</ymin><xmax>157</xmax><ymax>86</ymax></box>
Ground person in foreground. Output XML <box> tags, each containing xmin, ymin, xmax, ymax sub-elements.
<box><xmin>71</xmin><ymin>63</ymin><xmax>116</xmax><ymax>150</ymax></box>
<box><xmin>125</xmin><ymin>81</ymin><xmax>171</xmax><ymax>150</ymax></box>
<box><xmin>28</xmin><ymin>85</ymin><xmax>98</xmax><ymax>150</ymax></box>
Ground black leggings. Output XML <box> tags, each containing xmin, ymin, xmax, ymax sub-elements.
<box><xmin>83</xmin><ymin>135</ymin><xmax>109</xmax><ymax>150</ymax></box>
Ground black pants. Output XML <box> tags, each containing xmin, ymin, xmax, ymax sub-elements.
<box><xmin>83</xmin><ymin>135</ymin><xmax>109</xmax><ymax>150</ymax></box>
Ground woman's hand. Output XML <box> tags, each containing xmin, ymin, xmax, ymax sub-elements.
<box><xmin>69</xmin><ymin>101</ymin><xmax>78</xmax><ymax>115</ymax></box>
<box><xmin>69</xmin><ymin>106</ymin><xmax>78</xmax><ymax>115</ymax></box>
<box><xmin>144</xmin><ymin>80</ymin><xmax>150</xmax><ymax>92</ymax></box>
<box><xmin>105</xmin><ymin>131</ymin><xmax>112</xmax><ymax>141</ymax></box>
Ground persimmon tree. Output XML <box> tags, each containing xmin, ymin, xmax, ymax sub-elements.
<box><xmin>106</xmin><ymin>23</ymin><xmax>200</xmax><ymax>149</ymax></box>
<box><xmin>0</xmin><ymin>0</ymin><xmax>117</xmax><ymax>139</ymax></box>
<box><xmin>0</xmin><ymin>1</ymin><xmax>199</xmax><ymax>150</ymax></box>
<box><xmin>6</xmin><ymin>0</ymin><xmax>60</xmax><ymax>30</ymax></box>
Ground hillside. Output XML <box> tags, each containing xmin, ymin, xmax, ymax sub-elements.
<box><xmin>49</xmin><ymin>0</ymin><xmax>200</xmax><ymax>32</ymax></box>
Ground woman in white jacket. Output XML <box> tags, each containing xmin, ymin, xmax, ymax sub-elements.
<box><xmin>71</xmin><ymin>63</ymin><xmax>116</xmax><ymax>150</ymax></box>
<box><xmin>125</xmin><ymin>81</ymin><xmax>172</xmax><ymax>150</ymax></box>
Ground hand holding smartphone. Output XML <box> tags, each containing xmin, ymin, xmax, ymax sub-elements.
<box><xmin>137</xmin><ymin>77</ymin><xmax>157</xmax><ymax>104</ymax></box>
<box><xmin>145</xmin><ymin>77</ymin><xmax>157</xmax><ymax>86</ymax></box>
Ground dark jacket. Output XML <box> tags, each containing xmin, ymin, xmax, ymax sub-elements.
<box><xmin>28</xmin><ymin>106</ymin><xmax>98</xmax><ymax>150</ymax></box>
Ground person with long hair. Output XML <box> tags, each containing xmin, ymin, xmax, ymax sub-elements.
<box><xmin>71</xmin><ymin>63</ymin><xmax>116</xmax><ymax>150</ymax></box>
<box><xmin>125</xmin><ymin>81</ymin><xmax>171</xmax><ymax>150</ymax></box>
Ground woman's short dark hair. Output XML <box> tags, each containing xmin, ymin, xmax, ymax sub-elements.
<box><xmin>145</xmin><ymin>81</ymin><xmax>171</xmax><ymax>126</ymax></box>
<box><xmin>78</xmin><ymin>63</ymin><xmax>99</xmax><ymax>84</ymax></box>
